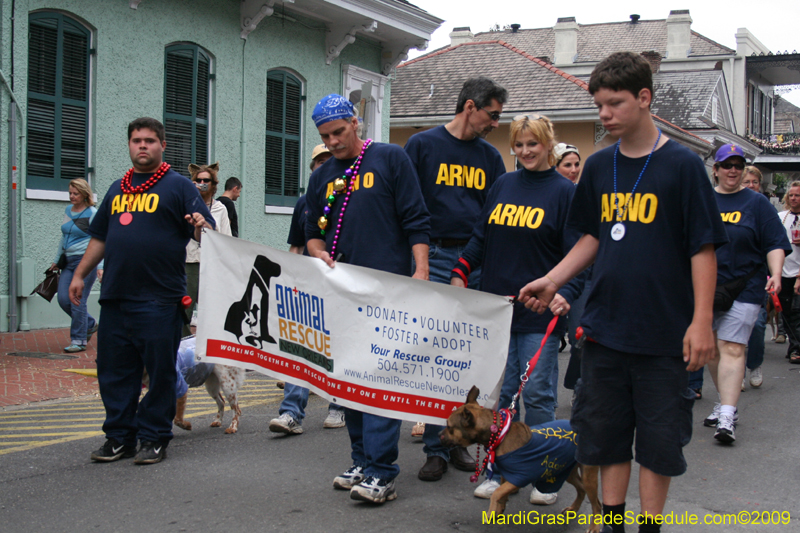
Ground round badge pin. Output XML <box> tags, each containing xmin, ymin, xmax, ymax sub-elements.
<box><xmin>611</xmin><ymin>222</ymin><xmax>626</xmax><ymax>241</ymax></box>
<box><xmin>120</xmin><ymin>212</ymin><xmax>133</xmax><ymax>226</ymax></box>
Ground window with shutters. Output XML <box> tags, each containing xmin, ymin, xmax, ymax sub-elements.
<box><xmin>164</xmin><ymin>44</ymin><xmax>211</xmax><ymax>174</ymax></box>
<box><xmin>265</xmin><ymin>70</ymin><xmax>302</xmax><ymax>207</ymax></box>
<box><xmin>27</xmin><ymin>12</ymin><xmax>91</xmax><ymax>192</ymax></box>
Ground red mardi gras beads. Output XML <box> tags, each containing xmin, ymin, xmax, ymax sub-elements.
<box><xmin>121</xmin><ymin>162</ymin><xmax>171</xmax><ymax>195</ymax></box>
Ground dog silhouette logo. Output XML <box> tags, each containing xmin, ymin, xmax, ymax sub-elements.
<box><xmin>224</xmin><ymin>255</ymin><xmax>282</xmax><ymax>349</ymax></box>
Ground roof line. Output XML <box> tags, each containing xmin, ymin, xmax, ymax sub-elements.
<box><xmin>399</xmin><ymin>39</ymin><xmax>590</xmax><ymax>91</ymax></box>
<box><xmin>689</xmin><ymin>30</ymin><xmax>735</xmax><ymax>54</ymax></box>
<box><xmin>652</xmin><ymin>114</ymin><xmax>710</xmax><ymax>144</ymax></box>
<box><xmin>494</xmin><ymin>40</ymin><xmax>589</xmax><ymax>90</ymax></box>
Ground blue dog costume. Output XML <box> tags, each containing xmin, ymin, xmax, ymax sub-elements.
<box><xmin>491</xmin><ymin>419</ymin><xmax>578</xmax><ymax>493</ymax></box>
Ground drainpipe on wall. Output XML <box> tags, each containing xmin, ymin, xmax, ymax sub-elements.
<box><xmin>239</xmin><ymin>39</ymin><xmax>247</xmax><ymax>236</ymax></box>
<box><xmin>1</xmin><ymin>69</ymin><xmax>23</xmax><ymax>332</ymax></box>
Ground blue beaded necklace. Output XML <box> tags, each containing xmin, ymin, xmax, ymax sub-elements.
<box><xmin>611</xmin><ymin>129</ymin><xmax>662</xmax><ymax>241</ymax></box>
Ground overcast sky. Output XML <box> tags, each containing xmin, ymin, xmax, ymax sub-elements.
<box><xmin>406</xmin><ymin>0</ymin><xmax>800</xmax><ymax>106</ymax></box>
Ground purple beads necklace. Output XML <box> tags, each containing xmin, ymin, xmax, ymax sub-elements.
<box><xmin>317</xmin><ymin>139</ymin><xmax>373</xmax><ymax>258</ymax></box>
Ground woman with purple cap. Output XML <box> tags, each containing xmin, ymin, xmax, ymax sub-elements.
<box><xmin>700</xmin><ymin>144</ymin><xmax>789</xmax><ymax>445</ymax></box>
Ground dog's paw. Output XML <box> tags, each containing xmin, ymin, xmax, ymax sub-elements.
<box><xmin>174</xmin><ymin>419</ymin><xmax>193</xmax><ymax>431</ymax></box>
<box><xmin>210</xmin><ymin>420</ymin><xmax>222</xmax><ymax>428</ymax></box>
<box><xmin>560</xmin><ymin>505</ymin><xmax>578</xmax><ymax>515</ymax></box>
<box><xmin>224</xmin><ymin>427</ymin><xmax>237</xmax><ymax>434</ymax></box>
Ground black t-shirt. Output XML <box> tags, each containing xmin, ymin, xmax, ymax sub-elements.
<box><xmin>305</xmin><ymin>142</ymin><xmax>430</xmax><ymax>275</ymax></box>
<box><xmin>89</xmin><ymin>169</ymin><xmax>214</xmax><ymax>302</ymax></box>
<box><xmin>460</xmin><ymin>167</ymin><xmax>583</xmax><ymax>333</ymax></box>
<box><xmin>216</xmin><ymin>195</ymin><xmax>238</xmax><ymax>237</ymax></box>
<box><xmin>568</xmin><ymin>139</ymin><xmax>728</xmax><ymax>356</ymax></box>
<box><xmin>405</xmin><ymin>125</ymin><xmax>507</xmax><ymax>241</ymax></box>
<box><xmin>714</xmin><ymin>187</ymin><xmax>790</xmax><ymax>304</ymax></box>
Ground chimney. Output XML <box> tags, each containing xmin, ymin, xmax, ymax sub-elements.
<box><xmin>640</xmin><ymin>51</ymin><xmax>662</xmax><ymax>73</ymax></box>
<box><xmin>449</xmin><ymin>27</ymin><xmax>473</xmax><ymax>47</ymax></box>
<box><xmin>510</xmin><ymin>24</ymin><xmax>521</xmax><ymax>33</ymax></box>
<box><xmin>666</xmin><ymin>9</ymin><xmax>692</xmax><ymax>59</ymax></box>
<box><xmin>553</xmin><ymin>17</ymin><xmax>578</xmax><ymax>65</ymax></box>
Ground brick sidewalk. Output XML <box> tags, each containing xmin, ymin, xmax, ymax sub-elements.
<box><xmin>0</xmin><ymin>328</ymin><xmax>99</xmax><ymax>407</ymax></box>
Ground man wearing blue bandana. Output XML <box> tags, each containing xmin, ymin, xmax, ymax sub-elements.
<box><xmin>305</xmin><ymin>94</ymin><xmax>431</xmax><ymax>504</ymax></box>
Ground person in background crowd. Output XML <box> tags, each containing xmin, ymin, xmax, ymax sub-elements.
<box><xmin>269</xmin><ymin>143</ymin><xmax>346</xmax><ymax>435</ymax></box>
<box><xmin>553</xmin><ymin>142</ymin><xmax>588</xmax><ymax>405</ymax></box>
<box><xmin>217</xmin><ymin>177</ymin><xmax>242</xmax><ymax>238</ymax></box>
<box><xmin>184</xmin><ymin>163</ymin><xmax>232</xmax><ymax>336</ymax></box>
<box><xmin>53</xmin><ymin>178</ymin><xmax>102</xmax><ymax>353</ymax></box>
<box><xmin>702</xmin><ymin>145</ymin><xmax>788</xmax><ymax>444</ymax></box>
<box><xmin>305</xmin><ymin>94</ymin><xmax>430</xmax><ymax>504</ymax></box>
<box><xmin>450</xmin><ymin>114</ymin><xmax>584</xmax><ymax>505</ymax></box>
<box><xmin>404</xmin><ymin>76</ymin><xmax>507</xmax><ymax>483</ymax></box>
<box><xmin>554</xmin><ymin>143</ymin><xmax>581</xmax><ymax>183</ymax></box>
<box><xmin>740</xmin><ymin>166</ymin><xmax>768</xmax><ymax>391</ymax></box>
<box><xmin>777</xmin><ymin>181</ymin><xmax>800</xmax><ymax>364</ymax></box>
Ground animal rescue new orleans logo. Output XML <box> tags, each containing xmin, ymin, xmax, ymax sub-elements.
<box><xmin>274</xmin><ymin>283</ymin><xmax>334</xmax><ymax>372</ymax></box>
<box><xmin>224</xmin><ymin>255</ymin><xmax>282</xmax><ymax>350</ymax></box>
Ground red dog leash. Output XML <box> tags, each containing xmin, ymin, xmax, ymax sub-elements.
<box><xmin>507</xmin><ymin>314</ymin><xmax>561</xmax><ymax>416</ymax></box>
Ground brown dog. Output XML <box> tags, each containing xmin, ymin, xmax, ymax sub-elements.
<box><xmin>440</xmin><ymin>386</ymin><xmax>602</xmax><ymax>533</ymax></box>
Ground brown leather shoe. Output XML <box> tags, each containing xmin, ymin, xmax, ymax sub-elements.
<box><xmin>449</xmin><ymin>446</ymin><xmax>476</xmax><ymax>471</ymax></box>
<box><xmin>418</xmin><ymin>455</ymin><xmax>448</xmax><ymax>481</ymax></box>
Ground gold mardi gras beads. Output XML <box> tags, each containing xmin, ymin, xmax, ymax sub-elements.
<box><xmin>333</xmin><ymin>178</ymin><xmax>346</xmax><ymax>192</ymax></box>
<box><xmin>318</xmin><ymin>216</ymin><xmax>328</xmax><ymax>230</ymax></box>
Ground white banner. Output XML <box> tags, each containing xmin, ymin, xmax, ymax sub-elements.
<box><xmin>196</xmin><ymin>231</ymin><xmax>512</xmax><ymax>424</ymax></box>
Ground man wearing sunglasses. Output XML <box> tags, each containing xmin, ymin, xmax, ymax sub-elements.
<box><xmin>404</xmin><ymin>77</ymin><xmax>508</xmax><ymax>484</ymax></box>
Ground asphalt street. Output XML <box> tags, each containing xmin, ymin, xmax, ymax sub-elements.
<box><xmin>1</xmin><ymin>338</ymin><xmax>798</xmax><ymax>533</ymax></box>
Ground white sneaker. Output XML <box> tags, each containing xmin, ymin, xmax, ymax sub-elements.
<box><xmin>333</xmin><ymin>465</ymin><xmax>365</xmax><ymax>490</ymax></box>
<box><xmin>350</xmin><ymin>476</ymin><xmax>397</xmax><ymax>503</ymax></box>
<box><xmin>714</xmin><ymin>413</ymin><xmax>736</xmax><ymax>443</ymax></box>
<box><xmin>268</xmin><ymin>413</ymin><xmax>303</xmax><ymax>435</ymax></box>
<box><xmin>749</xmin><ymin>367</ymin><xmax>763</xmax><ymax>388</ymax></box>
<box><xmin>473</xmin><ymin>478</ymin><xmax>500</xmax><ymax>499</ymax></box>
<box><xmin>530</xmin><ymin>487</ymin><xmax>558</xmax><ymax>505</ymax></box>
<box><xmin>323</xmin><ymin>408</ymin><xmax>346</xmax><ymax>428</ymax></box>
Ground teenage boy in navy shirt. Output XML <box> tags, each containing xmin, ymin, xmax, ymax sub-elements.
<box><xmin>519</xmin><ymin>52</ymin><xmax>727</xmax><ymax>533</ymax></box>
<box><xmin>305</xmin><ymin>94</ymin><xmax>430</xmax><ymax>505</ymax></box>
<box><xmin>404</xmin><ymin>76</ymin><xmax>508</xmax><ymax>482</ymax></box>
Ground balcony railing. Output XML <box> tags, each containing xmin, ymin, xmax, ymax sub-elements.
<box><xmin>748</xmin><ymin>133</ymin><xmax>800</xmax><ymax>155</ymax></box>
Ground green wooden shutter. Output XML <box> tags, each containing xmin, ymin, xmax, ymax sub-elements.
<box><xmin>27</xmin><ymin>13</ymin><xmax>89</xmax><ymax>191</ymax></box>
<box><xmin>265</xmin><ymin>70</ymin><xmax>302</xmax><ymax>206</ymax></box>
<box><xmin>164</xmin><ymin>45</ymin><xmax>210</xmax><ymax>175</ymax></box>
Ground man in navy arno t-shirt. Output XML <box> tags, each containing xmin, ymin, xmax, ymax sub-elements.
<box><xmin>519</xmin><ymin>53</ymin><xmax>727</xmax><ymax>533</ymax></box>
<box><xmin>405</xmin><ymin>76</ymin><xmax>508</xmax><ymax>482</ymax></box>
<box><xmin>70</xmin><ymin>117</ymin><xmax>214</xmax><ymax>466</ymax></box>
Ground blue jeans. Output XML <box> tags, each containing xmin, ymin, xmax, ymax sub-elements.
<box><xmin>425</xmin><ymin>242</ymin><xmax>481</xmax><ymax>288</ymax></box>
<box><xmin>345</xmin><ymin>408</ymin><xmax>402</xmax><ymax>480</ymax></box>
<box><xmin>56</xmin><ymin>255</ymin><xmax>97</xmax><ymax>345</ymax></box>
<box><xmin>746</xmin><ymin>305</ymin><xmax>767</xmax><ymax>370</ymax></box>
<box><xmin>499</xmin><ymin>332</ymin><xmax>561</xmax><ymax>427</ymax></box>
<box><xmin>97</xmin><ymin>299</ymin><xmax>182</xmax><ymax>446</ymax></box>
<box><xmin>278</xmin><ymin>383</ymin><xmax>343</xmax><ymax>422</ymax></box>
<box><xmin>420</xmin><ymin>242</ymin><xmax>480</xmax><ymax>459</ymax></box>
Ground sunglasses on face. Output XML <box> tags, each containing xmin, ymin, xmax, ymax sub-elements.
<box><xmin>513</xmin><ymin>114</ymin><xmax>545</xmax><ymax>123</ymax></box>
<box><xmin>478</xmin><ymin>107</ymin><xmax>502</xmax><ymax>121</ymax></box>
<box><xmin>195</xmin><ymin>178</ymin><xmax>213</xmax><ymax>183</ymax></box>
<box><xmin>719</xmin><ymin>161</ymin><xmax>745</xmax><ymax>170</ymax></box>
